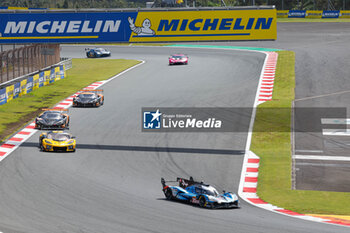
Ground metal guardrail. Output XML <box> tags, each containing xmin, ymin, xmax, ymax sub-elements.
<box><xmin>0</xmin><ymin>44</ymin><xmax>60</xmax><ymax>85</ymax></box>
<box><xmin>59</xmin><ymin>58</ymin><xmax>73</xmax><ymax>70</ymax></box>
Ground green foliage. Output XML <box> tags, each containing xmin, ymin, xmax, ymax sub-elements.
<box><xmin>0</xmin><ymin>0</ymin><xmax>348</xmax><ymax>10</ymax></box>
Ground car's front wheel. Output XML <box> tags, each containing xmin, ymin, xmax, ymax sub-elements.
<box><xmin>199</xmin><ymin>196</ymin><xmax>207</xmax><ymax>208</ymax></box>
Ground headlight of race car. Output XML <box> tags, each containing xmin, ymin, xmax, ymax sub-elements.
<box><xmin>68</xmin><ymin>145</ymin><xmax>74</xmax><ymax>149</ymax></box>
<box><xmin>68</xmin><ymin>140</ymin><xmax>75</xmax><ymax>144</ymax></box>
<box><xmin>44</xmin><ymin>140</ymin><xmax>52</xmax><ymax>144</ymax></box>
<box><xmin>231</xmin><ymin>193</ymin><xmax>238</xmax><ymax>201</ymax></box>
<box><xmin>207</xmin><ymin>196</ymin><xmax>217</xmax><ymax>201</ymax></box>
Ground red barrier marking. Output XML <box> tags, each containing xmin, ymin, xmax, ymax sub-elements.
<box><xmin>53</xmin><ymin>106</ymin><xmax>64</xmax><ymax>109</ymax></box>
<box><xmin>243</xmin><ymin>187</ymin><xmax>257</xmax><ymax>193</ymax></box>
<box><xmin>9</xmin><ymin>137</ymin><xmax>23</xmax><ymax>142</ymax></box>
<box><xmin>259</xmin><ymin>99</ymin><xmax>272</xmax><ymax>101</ymax></box>
<box><xmin>275</xmin><ymin>209</ymin><xmax>304</xmax><ymax>216</ymax></box>
<box><xmin>248</xmin><ymin>198</ymin><xmax>268</xmax><ymax>204</ymax></box>
<box><xmin>59</xmin><ymin>103</ymin><xmax>70</xmax><ymax>105</ymax></box>
<box><xmin>17</xmin><ymin>131</ymin><xmax>31</xmax><ymax>135</ymax></box>
<box><xmin>0</xmin><ymin>152</ymin><xmax>6</xmax><ymax>156</ymax></box>
<box><xmin>247</xmin><ymin>167</ymin><xmax>258</xmax><ymax>172</ymax></box>
<box><xmin>245</xmin><ymin>177</ymin><xmax>258</xmax><ymax>182</ymax></box>
<box><xmin>94</xmin><ymin>82</ymin><xmax>103</xmax><ymax>84</ymax></box>
<box><xmin>26</xmin><ymin>125</ymin><xmax>35</xmax><ymax>129</ymax></box>
<box><xmin>260</xmin><ymin>86</ymin><xmax>273</xmax><ymax>89</ymax></box>
<box><xmin>1</xmin><ymin>144</ymin><xmax>15</xmax><ymax>149</ymax></box>
<box><xmin>66</xmin><ymin>98</ymin><xmax>73</xmax><ymax>101</ymax></box>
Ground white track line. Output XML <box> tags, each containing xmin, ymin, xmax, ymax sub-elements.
<box><xmin>294</xmin><ymin>155</ymin><xmax>350</xmax><ymax>161</ymax></box>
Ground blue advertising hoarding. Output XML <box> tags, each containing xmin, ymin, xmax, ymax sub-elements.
<box><xmin>322</xmin><ymin>11</ymin><xmax>340</xmax><ymax>18</ymax></box>
<box><xmin>39</xmin><ymin>72</ymin><xmax>44</xmax><ymax>87</ymax></box>
<box><xmin>0</xmin><ymin>12</ymin><xmax>137</xmax><ymax>43</ymax></box>
<box><xmin>26</xmin><ymin>76</ymin><xmax>33</xmax><ymax>93</ymax></box>
<box><xmin>0</xmin><ymin>88</ymin><xmax>6</xmax><ymax>105</ymax></box>
<box><xmin>13</xmin><ymin>82</ymin><xmax>20</xmax><ymax>99</ymax></box>
<box><xmin>288</xmin><ymin>10</ymin><xmax>306</xmax><ymax>18</ymax></box>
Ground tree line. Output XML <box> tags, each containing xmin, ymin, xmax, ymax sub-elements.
<box><xmin>0</xmin><ymin>0</ymin><xmax>348</xmax><ymax>10</ymax></box>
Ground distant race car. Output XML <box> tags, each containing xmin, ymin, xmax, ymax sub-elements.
<box><xmin>168</xmin><ymin>54</ymin><xmax>188</xmax><ymax>65</ymax></box>
<box><xmin>35</xmin><ymin>109</ymin><xmax>69</xmax><ymax>129</ymax></box>
<box><xmin>73</xmin><ymin>89</ymin><xmax>104</xmax><ymax>107</ymax></box>
<box><xmin>85</xmin><ymin>48</ymin><xmax>111</xmax><ymax>58</ymax></box>
<box><xmin>39</xmin><ymin>131</ymin><xmax>76</xmax><ymax>152</ymax></box>
<box><xmin>161</xmin><ymin>177</ymin><xmax>240</xmax><ymax>209</ymax></box>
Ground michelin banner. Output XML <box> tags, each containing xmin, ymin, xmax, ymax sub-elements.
<box><xmin>0</xmin><ymin>9</ymin><xmax>276</xmax><ymax>42</ymax></box>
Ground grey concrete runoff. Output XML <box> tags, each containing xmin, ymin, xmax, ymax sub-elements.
<box><xmin>0</xmin><ymin>23</ymin><xmax>349</xmax><ymax>232</ymax></box>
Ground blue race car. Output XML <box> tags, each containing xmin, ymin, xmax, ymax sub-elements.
<box><xmin>85</xmin><ymin>48</ymin><xmax>111</xmax><ymax>58</ymax></box>
<box><xmin>161</xmin><ymin>177</ymin><xmax>240</xmax><ymax>209</ymax></box>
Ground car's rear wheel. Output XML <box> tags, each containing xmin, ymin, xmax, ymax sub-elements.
<box><xmin>199</xmin><ymin>196</ymin><xmax>207</xmax><ymax>208</ymax></box>
<box><xmin>164</xmin><ymin>188</ymin><xmax>173</xmax><ymax>200</ymax></box>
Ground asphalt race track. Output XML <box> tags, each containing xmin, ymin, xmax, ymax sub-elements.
<box><xmin>0</xmin><ymin>23</ymin><xmax>348</xmax><ymax>233</ymax></box>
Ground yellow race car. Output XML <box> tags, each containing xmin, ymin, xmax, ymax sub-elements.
<box><xmin>39</xmin><ymin>131</ymin><xmax>76</xmax><ymax>152</ymax></box>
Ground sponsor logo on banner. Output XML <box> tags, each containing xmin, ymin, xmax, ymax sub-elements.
<box><xmin>20</xmin><ymin>79</ymin><xmax>27</xmax><ymax>96</ymax></box>
<box><xmin>54</xmin><ymin>67</ymin><xmax>61</xmax><ymax>81</ymax></box>
<box><xmin>26</xmin><ymin>76</ymin><xmax>33</xmax><ymax>93</ymax></box>
<box><xmin>49</xmin><ymin>68</ymin><xmax>55</xmax><ymax>83</ymax></box>
<box><xmin>6</xmin><ymin>84</ymin><xmax>14</xmax><ymax>102</ymax></box>
<box><xmin>130</xmin><ymin>10</ymin><xmax>276</xmax><ymax>41</ymax></box>
<box><xmin>305</xmin><ymin>11</ymin><xmax>322</xmax><ymax>18</ymax></box>
<box><xmin>33</xmin><ymin>74</ymin><xmax>39</xmax><ymax>90</ymax></box>
<box><xmin>0</xmin><ymin>88</ymin><xmax>6</xmax><ymax>105</ymax></box>
<box><xmin>288</xmin><ymin>10</ymin><xmax>306</xmax><ymax>18</ymax></box>
<box><xmin>39</xmin><ymin>72</ymin><xmax>44</xmax><ymax>87</ymax></box>
<box><xmin>13</xmin><ymin>82</ymin><xmax>20</xmax><ymax>98</ymax></box>
<box><xmin>44</xmin><ymin>70</ymin><xmax>50</xmax><ymax>85</ymax></box>
<box><xmin>322</xmin><ymin>11</ymin><xmax>340</xmax><ymax>18</ymax></box>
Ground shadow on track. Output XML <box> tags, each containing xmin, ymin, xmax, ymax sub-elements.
<box><xmin>20</xmin><ymin>142</ymin><xmax>245</xmax><ymax>155</ymax></box>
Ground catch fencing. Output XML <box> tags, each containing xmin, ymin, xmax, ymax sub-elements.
<box><xmin>0</xmin><ymin>44</ymin><xmax>60</xmax><ymax>84</ymax></box>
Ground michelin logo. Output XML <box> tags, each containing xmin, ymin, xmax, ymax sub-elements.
<box><xmin>143</xmin><ymin>109</ymin><xmax>162</xmax><ymax>129</ymax></box>
<box><xmin>128</xmin><ymin>17</ymin><xmax>155</xmax><ymax>36</ymax></box>
<box><xmin>3</xmin><ymin>20</ymin><xmax>121</xmax><ymax>34</ymax></box>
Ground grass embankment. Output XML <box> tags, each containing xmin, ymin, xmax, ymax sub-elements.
<box><xmin>0</xmin><ymin>59</ymin><xmax>140</xmax><ymax>142</ymax></box>
<box><xmin>277</xmin><ymin>18</ymin><xmax>350</xmax><ymax>23</ymax></box>
<box><xmin>251</xmin><ymin>51</ymin><xmax>350</xmax><ymax>215</ymax></box>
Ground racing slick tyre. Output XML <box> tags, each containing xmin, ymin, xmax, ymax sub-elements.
<box><xmin>199</xmin><ymin>196</ymin><xmax>207</xmax><ymax>208</ymax></box>
<box><xmin>164</xmin><ymin>188</ymin><xmax>173</xmax><ymax>200</ymax></box>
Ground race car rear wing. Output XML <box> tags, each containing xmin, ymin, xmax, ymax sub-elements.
<box><xmin>161</xmin><ymin>177</ymin><xmax>199</xmax><ymax>189</ymax></box>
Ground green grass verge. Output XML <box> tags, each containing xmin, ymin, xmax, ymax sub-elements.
<box><xmin>0</xmin><ymin>58</ymin><xmax>140</xmax><ymax>142</ymax></box>
<box><xmin>251</xmin><ymin>51</ymin><xmax>350</xmax><ymax>215</ymax></box>
<box><xmin>277</xmin><ymin>18</ymin><xmax>350</xmax><ymax>23</ymax></box>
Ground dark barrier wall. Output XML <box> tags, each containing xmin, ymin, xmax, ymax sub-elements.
<box><xmin>0</xmin><ymin>7</ymin><xmax>277</xmax><ymax>43</ymax></box>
